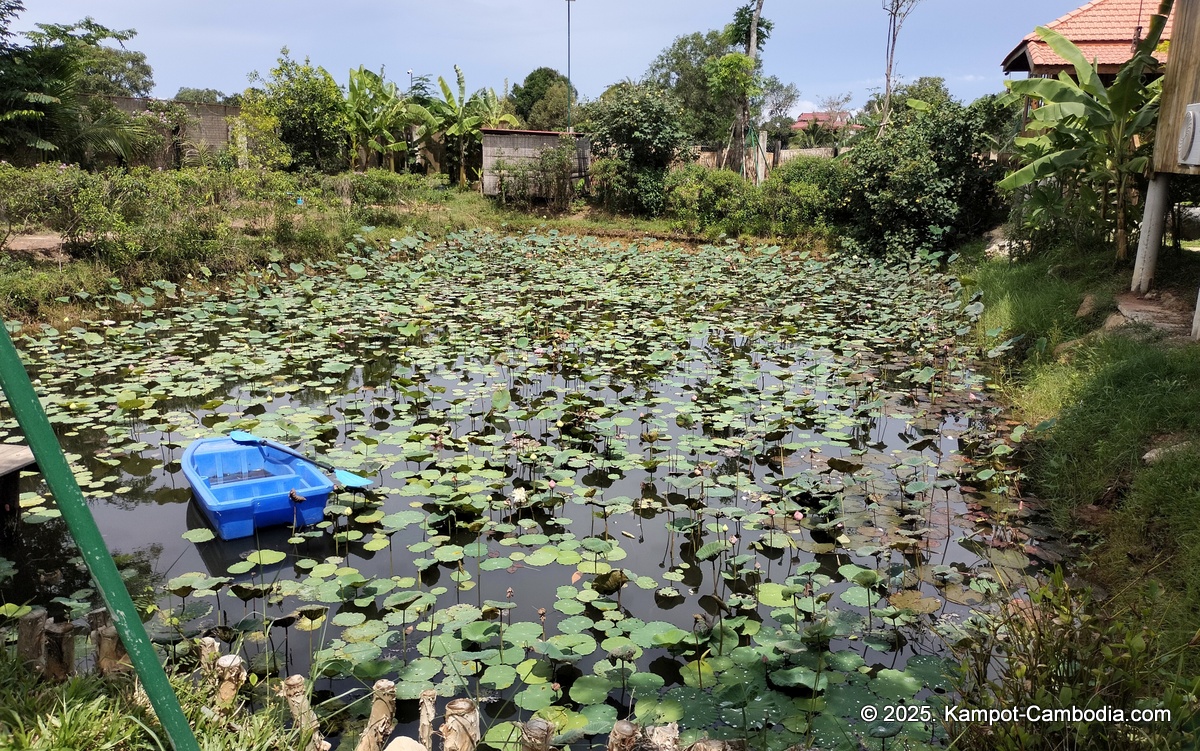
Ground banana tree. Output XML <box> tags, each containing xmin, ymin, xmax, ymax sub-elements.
<box><xmin>346</xmin><ymin>66</ymin><xmax>432</xmax><ymax>172</ymax></box>
<box><xmin>999</xmin><ymin>1</ymin><xmax>1171</xmax><ymax>260</ymax></box>
<box><xmin>427</xmin><ymin>66</ymin><xmax>478</xmax><ymax>187</ymax></box>
<box><xmin>470</xmin><ymin>87</ymin><xmax>521</xmax><ymax>131</ymax></box>
<box><xmin>428</xmin><ymin>66</ymin><xmax>518</xmax><ymax>187</ymax></box>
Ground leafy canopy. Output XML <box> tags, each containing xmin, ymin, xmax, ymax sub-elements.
<box><xmin>248</xmin><ymin>48</ymin><xmax>348</xmax><ymax>173</ymax></box>
<box><xmin>25</xmin><ymin>17</ymin><xmax>154</xmax><ymax>98</ymax></box>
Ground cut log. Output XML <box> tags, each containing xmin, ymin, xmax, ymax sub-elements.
<box><xmin>198</xmin><ymin>636</ymin><xmax>222</xmax><ymax>683</ymax></box>
<box><xmin>607</xmin><ymin>720</ymin><xmax>638</xmax><ymax>751</ymax></box>
<box><xmin>44</xmin><ymin>620</ymin><xmax>75</xmax><ymax>681</ymax></box>
<box><xmin>355</xmin><ymin>679</ymin><xmax>397</xmax><ymax>751</ymax></box>
<box><xmin>214</xmin><ymin>653</ymin><xmax>247</xmax><ymax>716</ymax></box>
<box><xmin>520</xmin><ymin>718</ymin><xmax>555</xmax><ymax>751</ymax></box>
<box><xmin>440</xmin><ymin>698</ymin><xmax>480</xmax><ymax>751</ymax></box>
<box><xmin>418</xmin><ymin>689</ymin><xmax>437</xmax><ymax>751</ymax></box>
<box><xmin>278</xmin><ymin>674</ymin><xmax>331</xmax><ymax>751</ymax></box>
<box><xmin>16</xmin><ymin>607</ymin><xmax>46</xmax><ymax>672</ymax></box>
<box><xmin>96</xmin><ymin>625</ymin><xmax>130</xmax><ymax>675</ymax></box>
<box><xmin>644</xmin><ymin>723</ymin><xmax>680</xmax><ymax>751</ymax></box>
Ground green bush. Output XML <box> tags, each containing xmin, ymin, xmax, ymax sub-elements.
<box><xmin>843</xmin><ymin>99</ymin><xmax>1003</xmax><ymax>258</ymax></box>
<box><xmin>663</xmin><ymin>164</ymin><xmax>761</xmax><ymax>236</ymax></box>
<box><xmin>588</xmin><ymin>84</ymin><xmax>692</xmax><ymax>216</ymax></box>
<box><xmin>760</xmin><ymin>156</ymin><xmax>851</xmax><ymax>234</ymax></box>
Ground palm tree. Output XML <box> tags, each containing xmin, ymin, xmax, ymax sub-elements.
<box><xmin>427</xmin><ymin>66</ymin><xmax>518</xmax><ymax>187</ymax></box>
<box><xmin>0</xmin><ymin>36</ymin><xmax>150</xmax><ymax>165</ymax></box>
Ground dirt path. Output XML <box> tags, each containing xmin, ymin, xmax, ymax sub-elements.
<box><xmin>4</xmin><ymin>233</ymin><xmax>69</xmax><ymax>264</ymax></box>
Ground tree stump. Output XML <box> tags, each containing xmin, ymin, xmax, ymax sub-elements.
<box><xmin>355</xmin><ymin>679</ymin><xmax>397</xmax><ymax>751</ymax></box>
<box><xmin>198</xmin><ymin>636</ymin><xmax>222</xmax><ymax>684</ymax></box>
<box><xmin>278</xmin><ymin>674</ymin><xmax>331</xmax><ymax>751</ymax></box>
<box><xmin>213</xmin><ymin>653</ymin><xmax>247</xmax><ymax>716</ymax></box>
<box><xmin>645</xmin><ymin>723</ymin><xmax>680</xmax><ymax>751</ymax></box>
<box><xmin>44</xmin><ymin>620</ymin><xmax>75</xmax><ymax>681</ymax></box>
<box><xmin>418</xmin><ymin>689</ymin><xmax>437</xmax><ymax>751</ymax></box>
<box><xmin>96</xmin><ymin>625</ymin><xmax>130</xmax><ymax>675</ymax></box>
<box><xmin>16</xmin><ymin>607</ymin><xmax>46</xmax><ymax>672</ymax></box>
<box><xmin>520</xmin><ymin>718</ymin><xmax>555</xmax><ymax>751</ymax></box>
<box><xmin>439</xmin><ymin>698</ymin><xmax>480</xmax><ymax>751</ymax></box>
<box><xmin>608</xmin><ymin>720</ymin><xmax>638</xmax><ymax>751</ymax></box>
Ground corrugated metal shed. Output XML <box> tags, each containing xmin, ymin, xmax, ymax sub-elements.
<box><xmin>481</xmin><ymin>129</ymin><xmax>590</xmax><ymax>197</ymax></box>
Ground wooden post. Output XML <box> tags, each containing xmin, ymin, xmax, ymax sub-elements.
<box><xmin>96</xmin><ymin>626</ymin><xmax>130</xmax><ymax>675</ymax></box>
<box><xmin>520</xmin><ymin>718</ymin><xmax>555</xmax><ymax>751</ymax></box>
<box><xmin>355</xmin><ymin>679</ymin><xmax>397</xmax><ymax>751</ymax></box>
<box><xmin>439</xmin><ymin>698</ymin><xmax>480</xmax><ymax>751</ymax></box>
<box><xmin>418</xmin><ymin>689</ymin><xmax>437</xmax><ymax>751</ymax></box>
<box><xmin>279</xmin><ymin>675</ymin><xmax>331</xmax><ymax>751</ymax></box>
<box><xmin>44</xmin><ymin>620</ymin><xmax>75</xmax><ymax>681</ymax></box>
<box><xmin>1132</xmin><ymin>173</ymin><xmax>1172</xmax><ymax>294</ymax></box>
<box><xmin>87</xmin><ymin>607</ymin><xmax>111</xmax><ymax>632</ymax></box>
<box><xmin>607</xmin><ymin>720</ymin><xmax>638</xmax><ymax>751</ymax></box>
<box><xmin>16</xmin><ymin>607</ymin><xmax>46</xmax><ymax>672</ymax></box>
<box><xmin>213</xmin><ymin>654</ymin><xmax>247</xmax><ymax>716</ymax></box>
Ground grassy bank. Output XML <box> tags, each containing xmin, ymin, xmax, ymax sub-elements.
<box><xmin>959</xmin><ymin>243</ymin><xmax>1200</xmax><ymax>668</ymax></box>
<box><xmin>0</xmin><ymin>651</ymin><xmax>299</xmax><ymax>750</ymax></box>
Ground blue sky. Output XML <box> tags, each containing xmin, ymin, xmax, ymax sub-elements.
<box><xmin>20</xmin><ymin>1</ymin><xmax>1092</xmax><ymax>113</ymax></box>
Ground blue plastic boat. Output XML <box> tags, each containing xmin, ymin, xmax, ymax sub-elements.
<box><xmin>182</xmin><ymin>436</ymin><xmax>334</xmax><ymax>541</ymax></box>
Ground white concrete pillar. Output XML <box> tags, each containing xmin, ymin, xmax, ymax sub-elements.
<box><xmin>1132</xmin><ymin>173</ymin><xmax>1172</xmax><ymax>294</ymax></box>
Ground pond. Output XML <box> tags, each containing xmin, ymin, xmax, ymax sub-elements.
<box><xmin>0</xmin><ymin>231</ymin><xmax>1060</xmax><ymax>750</ymax></box>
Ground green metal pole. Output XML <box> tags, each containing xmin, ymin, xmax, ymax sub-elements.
<box><xmin>0</xmin><ymin>325</ymin><xmax>200</xmax><ymax>751</ymax></box>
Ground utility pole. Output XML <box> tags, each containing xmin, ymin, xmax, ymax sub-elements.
<box><xmin>567</xmin><ymin>0</ymin><xmax>576</xmax><ymax>132</ymax></box>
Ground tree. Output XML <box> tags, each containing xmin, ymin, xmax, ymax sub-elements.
<box><xmin>345</xmin><ymin>66</ymin><xmax>433</xmax><ymax>172</ymax></box>
<box><xmin>427</xmin><ymin>65</ymin><xmax>518</xmax><ymax>187</ymax></box>
<box><xmin>174</xmin><ymin>87</ymin><xmax>225</xmax><ymax>103</ymax></box>
<box><xmin>0</xmin><ymin>0</ymin><xmax>23</xmax><ymax>53</ymax></box>
<box><xmin>1000</xmin><ymin>6</ymin><xmax>1171</xmax><ymax>261</ymax></box>
<box><xmin>763</xmin><ymin>114</ymin><xmax>797</xmax><ymax>148</ymax></box>
<box><xmin>25</xmin><ymin>18</ymin><xmax>153</xmax><ymax>98</ymax></box>
<box><xmin>845</xmin><ymin>96</ymin><xmax>1002</xmax><ymax>258</ymax></box>
<box><xmin>819</xmin><ymin>92</ymin><xmax>853</xmax><ymax>136</ymax></box>
<box><xmin>589</xmin><ymin>83</ymin><xmax>691</xmax><ymax>216</ymax></box>
<box><xmin>865</xmin><ymin>76</ymin><xmax>949</xmax><ymax>118</ymax></box>
<box><xmin>228</xmin><ymin>91</ymin><xmax>290</xmax><ymax>171</ymax></box>
<box><xmin>527</xmin><ymin>80</ymin><xmax>571</xmax><ymax>131</ymax></box>
<box><xmin>726</xmin><ymin>3</ymin><xmax>773</xmax><ymax>53</ymax></box>
<box><xmin>880</xmin><ymin>0</ymin><xmax>924</xmax><ymax>132</ymax></box>
<box><xmin>511</xmin><ymin>67</ymin><xmax>572</xmax><ymax>123</ymax></box>
<box><xmin>755</xmin><ymin>75</ymin><xmax>799</xmax><ymax>122</ymax></box>
<box><xmin>0</xmin><ymin>11</ymin><xmax>150</xmax><ymax>166</ymax></box>
<box><xmin>644</xmin><ymin>30</ymin><xmax>735</xmax><ymax>146</ymax></box>
<box><xmin>250</xmin><ymin>48</ymin><xmax>347</xmax><ymax>173</ymax></box>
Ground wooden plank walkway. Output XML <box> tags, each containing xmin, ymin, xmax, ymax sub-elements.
<box><xmin>0</xmin><ymin>444</ymin><xmax>37</xmax><ymax>519</ymax></box>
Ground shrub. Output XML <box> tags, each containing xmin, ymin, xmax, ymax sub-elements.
<box><xmin>843</xmin><ymin>100</ymin><xmax>1003</xmax><ymax>258</ymax></box>
<box><xmin>760</xmin><ymin>156</ymin><xmax>851</xmax><ymax>234</ymax></box>
<box><xmin>664</xmin><ymin>164</ymin><xmax>760</xmax><ymax>236</ymax></box>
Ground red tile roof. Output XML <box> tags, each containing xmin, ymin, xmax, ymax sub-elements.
<box><xmin>1003</xmin><ymin>0</ymin><xmax>1173</xmax><ymax>75</ymax></box>
<box><xmin>791</xmin><ymin>112</ymin><xmax>852</xmax><ymax>130</ymax></box>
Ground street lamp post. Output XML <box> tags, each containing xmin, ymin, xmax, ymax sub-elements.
<box><xmin>407</xmin><ymin>69</ymin><xmax>414</xmax><ymax>90</ymax></box>
<box><xmin>566</xmin><ymin>0</ymin><xmax>575</xmax><ymax>132</ymax></box>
